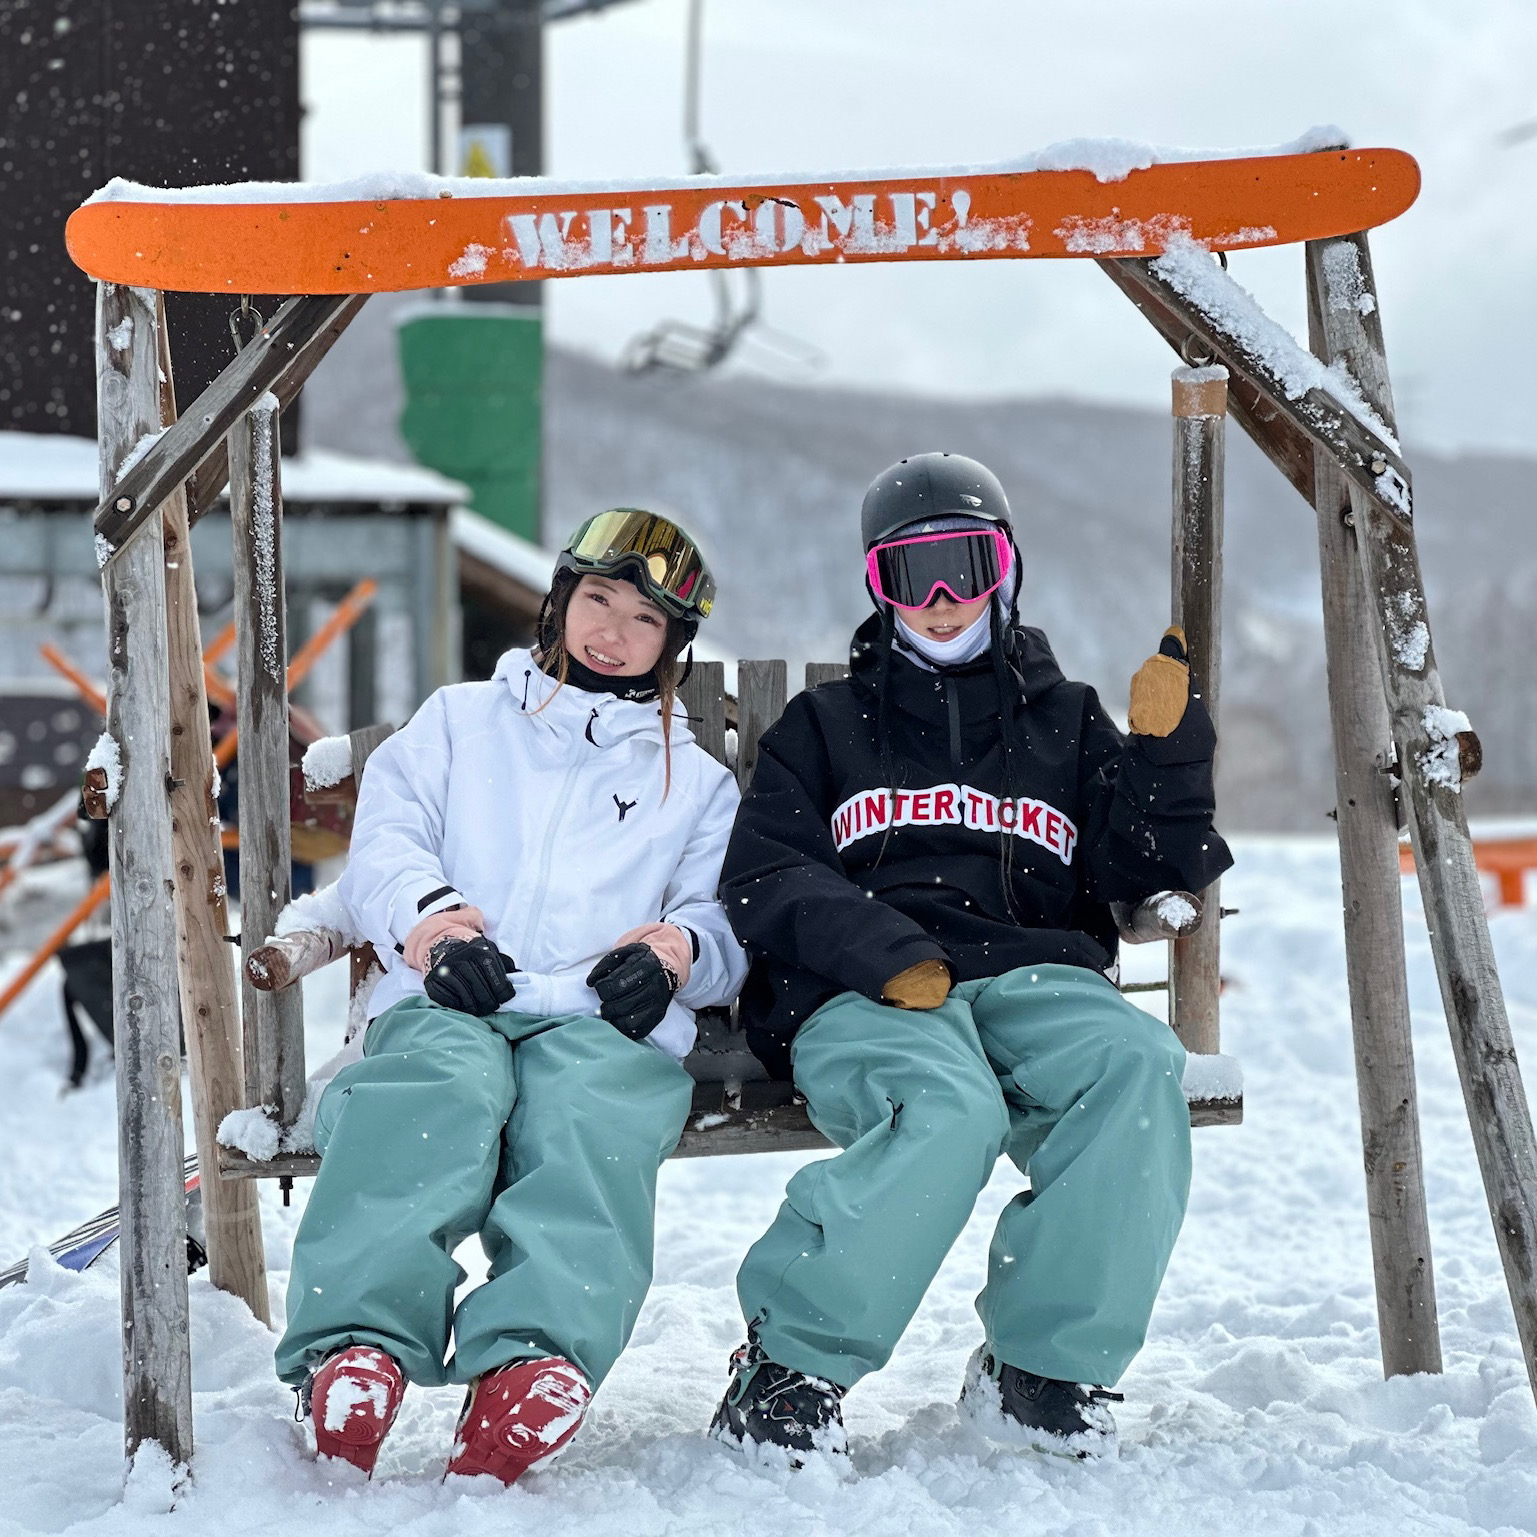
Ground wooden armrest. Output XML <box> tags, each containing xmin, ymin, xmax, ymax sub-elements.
<box><xmin>1112</xmin><ymin>890</ymin><xmax>1203</xmax><ymax>945</ymax></box>
<box><xmin>245</xmin><ymin>926</ymin><xmax>351</xmax><ymax>990</ymax></box>
<box><xmin>300</xmin><ymin>722</ymin><xmax>396</xmax><ymax>806</ymax></box>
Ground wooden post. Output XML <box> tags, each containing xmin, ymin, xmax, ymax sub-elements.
<box><xmin>1305</xmin><ymin>248</ymin><xmax>1440</xmax><ymax>1378</ymax></box>
<box><xmin>229</xmin><ymin>398</ymin><xmax>306</xmax><ymax>1126</ymax></box>
<box><xmin>92</xmin><ymin>295</ymin><xmax>367</xmax><ymax>551</ymax></box>
<box><xmin>1310</xmin><ymin>232</ymin><xmax>1537</xmax><ymax>1392</ymax></box>
<box><xmin>349</xmin><ymin>722</ymin><xmax>396</xmax><ymax>783</ymax></box>
<box><xmin>155</xmin><ymin>304</ymin><xmax>270</xmax><ymax>1324</ymax></box>
<box><xmin>736</xmin><ymin>660</ymin><xmax>787</xmax><ymax>791</ymax></box>
<box><xmin>347</xmin><ymin>599</ymin><xmax>378</xmax><ymax>733</ymax></box>
<box><xmin>96</xmin><ymin>284</ymin><xmax>193</xmax><ymax>1467</ymax></box>
<box><xmin>678</xmin><ymin>660</ymin><xmax>727</xmax><ymax>767</ymax></box>
<box><xmin>805</xmin><ymin>662</ymin><xmax>850</xmax><ymax>690</ymax></box>
<box><xmin>1168</xmin><ymin>365</ymin><xmax>1226</xmax><ymax>1055</ymax></box>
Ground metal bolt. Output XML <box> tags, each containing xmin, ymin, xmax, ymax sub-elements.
<box><xmin>115</xmin><ymin>494</ymin><xmax>133</xmax><ymax>513</ymax></box>
<box><xmin>1370</xmin><ymin>455</ymin><xmax>1388</xmax><ymax>475</ymax></box>
<box><xmin>1180</xmin><ymin>336</ymin><xmax>1216</xmax><ymax>368</ymax></box>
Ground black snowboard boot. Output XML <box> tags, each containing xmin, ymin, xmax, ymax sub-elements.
<box><xmin>959</xmin><ymin>1347</ymin><xmax>1122</xmax><ymax>1460</ymax></box>
<box><xmin>709</xmin><ymin>1339</ymin><xmax>848</xmax><ymax>1464</ymax></box>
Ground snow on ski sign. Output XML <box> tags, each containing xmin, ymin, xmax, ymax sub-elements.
<box><xmin>65</xmin><ymin>148</ymin><xmax>1419</xmax><ymax>296</ymax></box>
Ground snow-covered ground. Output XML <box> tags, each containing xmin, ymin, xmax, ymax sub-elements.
<box><xmin>2</xmin><ymin>838</ymin><xmax>1536</xmax><ymax>1534</ymax></box>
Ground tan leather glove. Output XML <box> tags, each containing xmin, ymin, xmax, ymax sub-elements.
<box><xmin>1127</xmin><ymin>626</ymin><xmax>1190</xmax><ymax>738</ymax></box>
<box><xmin>881</xmin><ymin>958</ymin><xmax>952</xmax><ymax>1010</ymax></box>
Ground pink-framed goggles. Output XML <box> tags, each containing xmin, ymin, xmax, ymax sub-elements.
<box><xmin>866</xmin><ymin>526</ymin><xmax>1013</xmax><ymax>610</ymax></box>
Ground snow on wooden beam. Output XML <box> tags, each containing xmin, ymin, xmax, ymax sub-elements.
<box><xmin>92</xmin><ymin>295</ymin><xmax>363</xmax><ymax>557</ymax></box>
<box><xmin>1100</xmin><ymin>250</ymin><xmax>1411</xmax><ymax>529</ymax></box>
<box><xmin>185</xmin><ymin>296</ymin><xmax>368</xmax><ymax>524</ymax></box>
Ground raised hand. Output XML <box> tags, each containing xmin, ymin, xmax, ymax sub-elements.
<box><xmin>1127</xmin><ymin>626</ymin><xmax>1190</xmax><ymax>738</ymax></box>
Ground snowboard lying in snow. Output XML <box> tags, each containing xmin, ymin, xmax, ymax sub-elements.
<box><xmin>0</xmin><ymin>1154</ymin><xmax>205</xmax><ymax>1290</ymax></box>
<box><xmin>65</xmin><ymin>148</ymin><xmax>1419</xmax><ymax>295</ymax></box>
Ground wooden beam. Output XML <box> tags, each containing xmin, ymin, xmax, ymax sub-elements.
<box><xmin>736</xmin><ymin>660</ymin><xmax>787</xmax><ymax>792</ymax></box>
<box><xmin>93</xmin><ymin>295</ymin><xmax>363</xmax><ymax>555</ymax></box>
<box><xmin>187</xmin><ymin>295</ymin><xmax>368</xmax><ymax>523</ymax></box>
<box><xmin>678</xmin><ymin>660</ymin><xmax>727</xmax><ymax>767</ymax></box>
<box><xmin>218</xmin><ymin>1079</ymin><xmax>1240</xmax><ymax>1177</ymax></box>
<box><xmin>229</xmin><ymin>399</ymin><xmax>307</xmax><ymax>1126</ymax></box>
<box><xmin>96</xmin><ymin>284</ymin><xmax>193</xmax><ymax>1468</ymax></box>
<box><xmin>246</xmin><ymin>927</ymin><xmax>350</xmax><ymax>993</ymax></box>
<box><xmin>1099</xmin><ymin>255</ymin><xmax>1411</xmax><ymax>529</ymax></box>
<box><xmin>155</xmin><ymin>302</ymin><xmax>271</xmax><ymax>1326</ymax></box>
<box><xmin>348</xmin><ymin>722</ymin><xmax>395</xmax><ymax>783</ymax></box>
<box><xmin>1168</xmin><ymin>367</ymin><xmax>1226</xmax><ymax>1057</ymax></box>
<box><xmin>1098</xmin><ymin>256</ymin><xmax>1316</xmax><ymax>504</ymax></box>
<box><xmin>1306</xmin><ymin>240</ymin><xmax>1440</xmax><ymax>1379</ymax></box>
<box><xmin>1309</xmin><ymin>233</ymin><xmax>1537</xmax><ymax>1392</ymax></box>
<box><xmin>804</xmin><ymin>662</ymin><xmax>850</xmax><ymax>690</ymax></box>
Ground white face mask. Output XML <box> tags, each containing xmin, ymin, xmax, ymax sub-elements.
<box><xmin>893</xmin><ymin>607</ymin><xmax>993</xmax><ymax>670</ymax></box>
<box><xmin>888</xmin><ymin>562</ymin><xmax>1020</xmax><ymax>671</ymax></box>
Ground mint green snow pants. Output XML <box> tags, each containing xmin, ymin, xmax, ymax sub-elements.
<box><xmin>275</xmin><ymin>996</ymin><xmax>694</xmax><ymax>1390</ymax></box>
<box><xmin>737</xmin><ymin>965</ymin><xmax>1191</xmax><ymax>1389</ymax></box>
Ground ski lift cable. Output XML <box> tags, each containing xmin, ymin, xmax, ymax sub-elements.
<box><xmin>624</xmin><ymin>0</ymin><xmax>819</xmax><ymax>377</ymax></box>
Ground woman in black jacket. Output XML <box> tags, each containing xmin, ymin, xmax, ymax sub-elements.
<box><xmin>709</xmin><ymin>452</ymin><xmax>1232</xmax><ymax>1463</ymax></box>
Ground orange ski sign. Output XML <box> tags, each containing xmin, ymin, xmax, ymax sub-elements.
<box><xmin>66</xmin><ymin>149</ymin><xmax>1418</xmax><ymax>296</ymax></box>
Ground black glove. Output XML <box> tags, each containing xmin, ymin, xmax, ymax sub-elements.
<box><xmin>585</xmin><ymin>943</ymin><xmax>678</xmax><ymax>1041</ymax></box>
<box><xmin>424</xmin><ymin>935</ymin><xmax>516</xmax><ymax>1016</ymax></box>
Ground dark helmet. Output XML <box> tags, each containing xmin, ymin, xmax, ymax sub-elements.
<box><xmin>859</xmin><ymin>452</ymin><xmax>1012</xmax><ymax>551</ymax></box>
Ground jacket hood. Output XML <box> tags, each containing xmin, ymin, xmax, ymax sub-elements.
<box><xmin>848</xmin><ymin>612</ymin><xmax>1066</xmax><ymax>708</ymax></box>
<box><xmin>491</xmin><ymin>647</ymin><xmax>696</xmax><ymax>748</ymax></box>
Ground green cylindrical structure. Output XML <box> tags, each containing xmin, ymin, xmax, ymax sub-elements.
<box><xmin>398</xmin><ymin>306</ymin><xmax>542</xmax><ymax>542</ymax></box>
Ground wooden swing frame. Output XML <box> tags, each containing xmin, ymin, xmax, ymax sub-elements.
<box><xmin>81</xmin><ymin>149</ymin><xmax>1537</xmax><ymax>1471</ymax></box>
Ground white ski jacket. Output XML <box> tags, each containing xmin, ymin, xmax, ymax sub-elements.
<box><xmin>338</xmin><ymin>648</ymin><xmax>748</xmax><ymax>1059</ymax></box>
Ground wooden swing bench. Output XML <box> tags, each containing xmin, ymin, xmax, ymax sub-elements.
<box><xmin>71</xmin><ymin>144</ymin><xmax>1537</xmax><ymax>1469</ymax></box>
<box><xmin>221</xmin><ymin>648</ymin><xmax>1243</xmax><ymax>1185</ymax></box>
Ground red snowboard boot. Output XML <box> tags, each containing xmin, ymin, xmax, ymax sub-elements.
<box><xmin>306</xmin><ymin>1346</ymin><xmax>405</xmax><ymax>1475</ymax></box>
<box><xmin>445</xmin><ymin>1358</ymin><xmax>591</xmax><ymax>1485</ymax></box>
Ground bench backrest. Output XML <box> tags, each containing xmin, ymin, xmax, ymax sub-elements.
<box><xmin>677</xmin><ymin>660</ymin><xmax>847</xmax><ymax>790</ymax></box>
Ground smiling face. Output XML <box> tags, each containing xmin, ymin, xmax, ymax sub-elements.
<box><xmin>561</xmin><ymin>573</ymin><xmax>671</xmax><ymax>676</ymax></box>
<box><xmin>893</xmin><ymin>591</ymin><xmax>990</xmax><ymax>642</ymax></box>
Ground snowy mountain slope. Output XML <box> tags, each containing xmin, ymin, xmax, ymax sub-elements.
<box><xmin>302</xmin><ymin>307</ymin><xmax>1537</xmax><ymax>831</ymax></box>
<box><xmin>2</xmin><ymin>840</ymin><xmax>1536</xmax><ymax>1533</ymax></box>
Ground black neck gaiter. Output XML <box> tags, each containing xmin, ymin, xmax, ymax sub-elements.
<box><xmin>543</xmin><ymin>651</ymin><xmax>661</xmax><ymax>702</ymax></box>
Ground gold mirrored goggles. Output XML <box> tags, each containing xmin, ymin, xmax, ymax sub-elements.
<box><xmin>561</xmin><ymin>509</ymin><xmax>716</xmax><ymax>619</ymax></box>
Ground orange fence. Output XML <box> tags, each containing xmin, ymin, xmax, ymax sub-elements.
<box><xmin>0</xmin><ymin>579</ymin><xmax>379</xmax><ymax>1027</ymax></box>
<box><xmin>1401</xmin><ymin>838</ymin><xmax>1537</xmax><ymax>907</ymax></box>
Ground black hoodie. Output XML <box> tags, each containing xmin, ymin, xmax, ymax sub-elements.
<box><xmin>721</xmin><ymin>614</ymin><xmax>1233</xmax><ymax>1076</ymax></box>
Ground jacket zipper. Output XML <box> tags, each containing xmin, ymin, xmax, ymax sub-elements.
<box><xmin>517</xmin><ymin>717</ymin><xmax>596</xmax><ymax>961</ymax></box>
<box><xmin>943</xmin><ymin>676</ymin><xmax>964</xmax><ymax>770</ymax></box>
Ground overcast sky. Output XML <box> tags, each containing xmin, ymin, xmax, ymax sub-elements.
<box><xmin>302</xmin><ymin>0</ymin><xmax>1537</xmax><ymax>457</ymax></box>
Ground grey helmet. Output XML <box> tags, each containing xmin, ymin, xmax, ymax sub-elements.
<box><xmin>859</xmin><ymin>452</ymin><xmax>1013</xmax><ymax>550</ymax></box>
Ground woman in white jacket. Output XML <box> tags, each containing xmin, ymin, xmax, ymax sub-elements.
<box><xmin>274</xmin><ymin>510</ymin><xmax>747</xmax><ymax>1484</ymax></box>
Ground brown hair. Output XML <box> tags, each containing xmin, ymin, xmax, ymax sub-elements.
<box><xmin>534</xmin><ymin>572</ymin><xmax>687</xmax><ymax>797</ymax></box>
